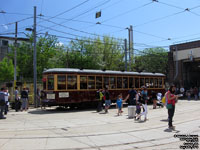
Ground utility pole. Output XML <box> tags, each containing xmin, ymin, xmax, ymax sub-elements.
<box><xmin>124</xmin><ymin>39</ymin><xmax>127</xmax><ymax>71</ymax></box>
<box><xmin>130</xmin><ymin>25</ymin><xmax>134</xmax><ymax>64</ymax></box>
<box><xmin>14</xmin><ymin>22</ymin><xmax>18</xmax><ymax>89</ymax></box>
<box><xmin>128</xmin><ymin>25</ymin><xmax>133</xmax><ymax>71</ymax></box>
<box><xmin>33</xmin><ymin>6</ymin><xmax>37</xmax><ymax>108</ymax></box>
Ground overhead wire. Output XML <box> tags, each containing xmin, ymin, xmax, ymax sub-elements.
<box><xmin>80</xmin><ymin>0</ymin><xmax>123</xmax><ymax>20</ymax></box>
<box><xmin>38</xmin><ymin>0</ymin><xmax>111</xmax><ymax>33</ymax></box>
<box><xmin>0</xmin><ymin>16</ymin><xmax>33</xmax><ymax>26</ymax></box>
<box><xmin>82</xmin><ymin>1</ymin><xmax>154</xmax><ymax>30</ymax></box>
<box><xmin>0</xmin><ymin>11</ymin><xmax>32</xmax><ymax>16</ymax></box>
<box><xmin>134</xmin><ymin>10</ymin><xmax>185</xmax><ymax>28</ymax></box>
<box><xmin>101</xmin><ymin>1</ymin><xmax>154</xmax><ymax>23</ymax></box>
<box><xmin>38</xmin><ymin>17</ymin><xmax>123</xmax><ymax>40</ymax></box>
<box><xmin>38</xmin><ymin>0</ymin><xmax>90</xmax><ymax>24</ymax></box>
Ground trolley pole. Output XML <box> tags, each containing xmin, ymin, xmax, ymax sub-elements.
<box><xmin>14</xmin><ymin>22</ymin><xmax>18</xmax><ymax>89</ymax></box>
<box><xmin>33</xmin><ymin>6</ymin><xmax>37</xmax><ymax>108</ymax></box>
<box><xmin>124</xmin><ymin>39</ymin><xmax>127</xmax><ymax>71</ymax></box>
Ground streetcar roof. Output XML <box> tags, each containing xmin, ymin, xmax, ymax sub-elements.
<box><xmin>43</xmin><ymin>68</ymin><xmax>165</xmax><ymax>77</ymax></box>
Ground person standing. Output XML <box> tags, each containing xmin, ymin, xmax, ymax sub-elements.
<box><xmin>194</xmin><ymin>87</ymin><xmax>198</xmax><ymax>100</ymax></box>
<box><xmin>186</xmin><ymin>89</ymin><xmax>191</xmax><ymax>101</ymax></box>
<box><xmin>36</xmin><ymin>88</ymin><xmax>41</xmax><ymax>107</ymax></box>
<box><xmin>4</xmin><ymin>88</ymin><xmax>10</xmax><ymax>115</ymax></box>
<box><xmin>140</xmin><ymin>87</ymin><xmax>148</xmax><ymax>121</ymax></box>
<box><xmin>166</xmin><ymin>84</ymin><xmax>178</xmax><ymax>130</ymax></box>
<box><xmin>116</xmin><ymin>94</ymin><xmax>123</xmax><ymax>116</ymax></box>
<box><xmin>21</xmin><ymin>87</ymin><xmax>28</xmax><ymax>111</ymax></box>
<box><xmin>96</xmin><ymin>89</ymin><xmax>103</xmax><ymax>112</ymax></box>
<box><xmin>104</xmin><ymin>88</ymin><xmax>111</xmax><ymax>113</ymax></box>
<box><xmin>0</xmin><ymin>88</ymin><xmax>6</xmax><ymax>119</ymax></box>
<box><xmin>26</xmin><ymin>88</ymin><xmax>29</xmax><ymax>109</ymax></box>
<box><xmin>151</xmin><ymin>91</ymin><xmax>157</xmax><ymax>109</ymax></box>
<box><xmin>125</xmin><ymin>86</ymin><xmax>137</xmax><ymax>105</ymax></box>
<box><xmin>14</xmin><ymin>87</ymin><xmax>20</xmax><ymax>112</ymax></box>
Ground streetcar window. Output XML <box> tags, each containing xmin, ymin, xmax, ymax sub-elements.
<box><xmin>80</xmin><ymin>76</ymin><xmax>87</xmax><ymax>89</ymax></box>
<box><xmin>47</xmin><ymin>75</ymin><xmax>54</xmax><ymax>90</ymax></box>
<box><xmin>42</xmin><ymin>77</ymin><xmax>47</xmax><ymax>90</ymax></box>
<box><xmin>135</xmin><ymin>78</ymin><xmax>139</xmax><ymax>88</ymax></box>
<box><xmin>145</xmin><ymin>78</ymin><xmax>150</xmax><ymax>88</ymax></box>
<box><xmin>103</xmin><ymin>77</ymin><xmax>109</xmax><ymax>89</ymax></box>
<box><xmin>117</xmin><ymin>77</ymin><xmax>122</xmax><ymax>89</ymax></box>
<box><xmin>123</xmin><ymin>77</ymin><xmax>128</xmax><ymax>89</ymax></box>
<box><xmin>150</xmin><ymin>78</ymin><xmax>154</xmax><ymax>88</ymax></box>
<box><xmin>140</xmin><ymin>78</ymin><xmax>145</xmax><ymax>87</ymax></box>
<box><xmin>158</xmin><ymin>78</ymin><xmax>162</xmax><ymax>88</ymax></box>
<box><xmin>57</xmin><ymin>75</ymin><xmax>66</xmax><ymax>90</ymax></box>
<box><xmin>154</xmin><ymin>78</ymin><xmax>158</xmax><ymax>88</ymax></box>
<box><xmin>96</xmin><ymin>76</ymin><xmax>102</xmax><ymax>89</ymax></box>
<box><xmin>88</xmin><ymin>76</ymin><xmax>95</xmax><ymax>89</ymax></box>
<box><xmin>110</xmin><ymin>77</ymin><xmax>116</xmax><ymax>89</ymax></box>
<box><xmin>67</xmin><ymin>75</ymin><xmax>77</xmax><ymax>89</ymax></box>
<box><xmin>129</xmin><ymin>77</ymin><xmax>134</xmax><ymax>88</ymax></box>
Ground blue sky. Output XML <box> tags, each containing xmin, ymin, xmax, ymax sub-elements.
<box><xmin>1</xmin><ymin>0</ymin><xmax>200</xmax><ymax>51</ymax></box>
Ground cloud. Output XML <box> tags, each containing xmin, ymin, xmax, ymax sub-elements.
<box><xmin>55</xmin><ymin>42</ymin><xmax>64</xmax><ymax>46</ymax></box>
<box><xmin>2</xmin><ymin>24</ymin><xmax>8</xmax><ymax>30</ymax></box>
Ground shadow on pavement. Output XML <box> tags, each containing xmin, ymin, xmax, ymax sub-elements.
<box><xmin>28</xmin><ymin>107</ymin><xmax>95</xmax><ymax>115</ymax></box>
<box><xmin>164</xmin><ymin>128</ymin><xmax>173</xmax><ymax>132</ymax></box>
<box><xmin>28</xmin><ymin>104</ymin><xmax>122</xmax><ymax>115</ymax></box>
<box><xmin>164</xmin><ymin>128</ymin><xmax>180</xmax><ymax>133</ymax></box>
<box><xmin>160</xmin><ymin>119</ymin><xmax>168</xmax><ymax>122</ymax></box>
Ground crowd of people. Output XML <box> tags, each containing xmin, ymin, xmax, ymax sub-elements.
<box><xmin>0</xmin><ymin>84</ymin><xmax>198</xmax><ymax>130</ymax></box>
<box><xmin>175</xmin><ymin>86</ymin><xmax>200</xmax><ymax>101</ymax></box>
<box><xmin>96</xmin><ymin>86</ymin><xmax>149</xmax><ymax>121</ymax></box>
<box><xmin>0</xmin><ymin>86</ymin><xmax>42</xmax><ymax>119</ymax></box>
<box><xmin>96</xmin><ymin>84</ymin><xmax>187</xmax><ymax>130</ymax></box>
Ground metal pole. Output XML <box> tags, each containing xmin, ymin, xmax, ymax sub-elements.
<box><xmin>33</xmin><ymin>6</ymin><xmax>37</xmax><ymax>108</ymax></box>
<box><xmin>128</xmin><ymin>27</ymin><xmax>131</xmax><ymax>71</ymax></box>
<box><xmin>130</xmin><ymin>25</ymin><xmax>134</xmax><ymax>64</ymax></box>
<box><xmin>124</xmin><ymin>39</ymin><xmax>127</xmax><ymax>71</ymax></box>
<box><xmin>14</xmin><ymin>22</ymin><xmax>18</xmax><ymax>88</ymax></box>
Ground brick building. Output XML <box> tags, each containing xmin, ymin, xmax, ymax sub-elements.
<box><xmin>168</xmin><ymin>40</ymin><xmax>200</xmax><ymax>88</ymax></box>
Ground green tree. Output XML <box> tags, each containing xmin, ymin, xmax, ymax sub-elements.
<box><xmin>66</xmin><ymin>36</ymin><xmax>124</xmax><ymax>70</ymax></box>
<box><xmin>9</xmin><ymin>34</ymin><xmax>66</xmax><ymax>81</ymax></box>
<box><xmin>133</xmin><ymin>47</ymin><xmax>168</xmax><ymax>74</ymax></box>
<box><xmin>0</xmin><ymin>57</ymin><xmax>14</xmax><ymax>82</ymax></box>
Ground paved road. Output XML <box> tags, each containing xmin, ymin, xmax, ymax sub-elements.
<box><xmin>0</xmin><ymin>100</ymin><xmax>199</xmax><ymax>150</ymax></box>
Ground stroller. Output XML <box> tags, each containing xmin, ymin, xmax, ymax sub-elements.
<box><xmin>157</xmin><ymin>93</ymin><xmax>164</xmax><ymax>108</ymax></box>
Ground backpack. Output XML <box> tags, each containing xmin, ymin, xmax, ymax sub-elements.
<box><xmin>161</xmin><ymin>96</ymin><xmax>166</xmax><ymax>104</ymax></box>
<box><xmin>0</xmin><ymin>92</ymin><xmax>5</xmax><ymax>106</ymax></box>
<box><xmin>105</xmin><ymin>92</ymin><xmax>110</xmax><ymax>100</ymax></box>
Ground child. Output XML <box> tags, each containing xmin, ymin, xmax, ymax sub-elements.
<box><xmin>116</xmin><ymin>94</ymin><xmax>123</xmax><ymax>116</ymax></box>
<box><xmin>134</xmin><ymin>102</ymin><xmax>142</xmax><ymax>120</ymax></box>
